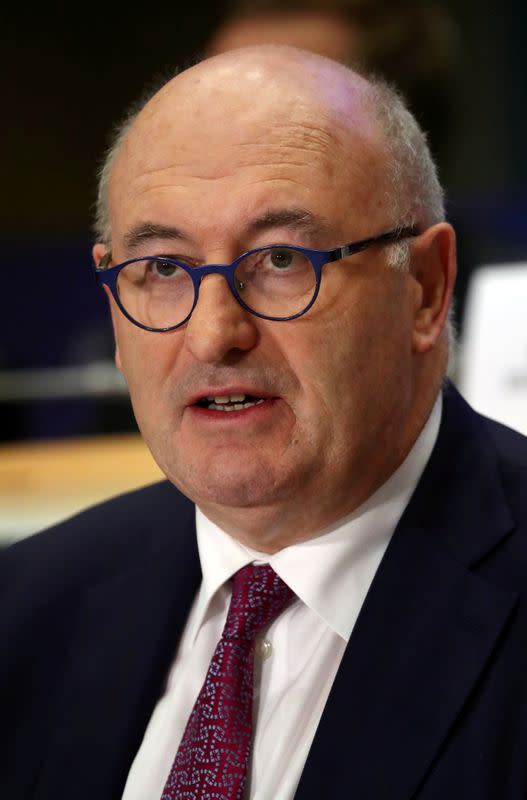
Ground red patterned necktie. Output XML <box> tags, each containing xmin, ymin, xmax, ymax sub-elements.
<box><xmin>161</xmin><ymin>563</ymin><xmax>294</xmax><ymax>800</ymax></box>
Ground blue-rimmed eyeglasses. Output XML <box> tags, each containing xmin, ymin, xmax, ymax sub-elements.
<box><xmin>94</xmin><ymin>226</ymin><xmax>417</xmax><ymax>332</ymax></box>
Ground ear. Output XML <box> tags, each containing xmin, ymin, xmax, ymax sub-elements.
<box><xmin>92</xmin><ymin>242</ymin><xmax>123</xmax><ymax>372</ymax></box>
<box><xmin>92</xmin><ymin>242</ymin><xmax>106</xmax><ymax>267</ymax></box>
<box><xmin>410</xmin><ymin>223</ymin><xmax>456</xmax><ymax>354</ymax></box>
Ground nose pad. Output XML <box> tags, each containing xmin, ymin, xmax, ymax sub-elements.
<box><xmin>184</xmin><ymin>274</ymin><xmax>258</xmax><ymax>363</ymax></box>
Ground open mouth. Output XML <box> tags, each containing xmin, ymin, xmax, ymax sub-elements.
<box><xmin>195</xmin><ymin>393</ymin><xmax>267</xmax><ymax>412</ymax></box>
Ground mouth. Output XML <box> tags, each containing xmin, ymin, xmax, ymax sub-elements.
<box><xmin>195</xmin><ymin>393</ymin><xmax>268</xmax><ymax>412</ymax></box>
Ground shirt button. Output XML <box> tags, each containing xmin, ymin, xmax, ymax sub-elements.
<box><xmin>258</xmin><ymin>639</ymin><xmax>273</xmax><ymax>659</ymax></box>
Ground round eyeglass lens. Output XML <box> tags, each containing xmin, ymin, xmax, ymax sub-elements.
<box><xmin>234</xmin><ymin>247</ymin><xmax>317</xmax><ymax>318</ymax></box>
<box><xmin>116</xmin><ymin>258</ymin><xmax>195</xmax><ymax>329</ymax></box>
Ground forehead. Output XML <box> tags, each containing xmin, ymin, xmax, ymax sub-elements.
<box><xmin>109</xmin><ymin>61</ymin><xmax>387</xmax><ymax>244</ymax></box>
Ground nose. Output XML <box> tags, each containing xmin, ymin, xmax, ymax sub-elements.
<box><xmin>184</xmin><ymin>273</ymin><xmax>258</xmax><ymax>363</ymax></box>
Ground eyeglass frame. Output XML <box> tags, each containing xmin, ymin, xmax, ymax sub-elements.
<box><xmin>94</xmin><ymin>225</ymin><xmax>418</xmax><ymax>332</ymax></box>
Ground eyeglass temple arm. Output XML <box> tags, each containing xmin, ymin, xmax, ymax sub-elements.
<box><xmin>96</xmin><ymin>252</ymin><xmax>112</xmax><ymax>270</ymax></box>
<box><xmin>337</xmin><ymin>225</ymin><xmax>419</xmax><ymax>258</ymax></box>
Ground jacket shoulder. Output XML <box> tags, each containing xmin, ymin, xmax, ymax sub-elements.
<box><xmin>0</xmin><ymin>480</ymin><xmax>195</xmax><ymax>600</ymax></box>
<box><xmin>481</xmin><ymin>415</ymin><xmax>527</xmax><ymax>532</ymax></box>
<box><xmin>482</xmin><ymin>413</ymin><xmax>527</xmax><ymax>469</ymax></box>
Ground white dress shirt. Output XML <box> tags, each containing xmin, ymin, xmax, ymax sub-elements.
<box><xmin>122</xmin><ymin>396</ymin><xmax>441</xmax><ymax>800</ymax></box>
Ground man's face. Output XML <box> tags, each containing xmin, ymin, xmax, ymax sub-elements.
<box><xmin>97</xmin><ymin>59</ymin><xmax>423</xmax><ymax>544</ymax></box>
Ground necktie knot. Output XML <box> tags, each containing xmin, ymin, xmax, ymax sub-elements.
<box><xmin>223</xmin><ymin>563</ymin><xmax>295</xmax><ymax>641</ymax></box>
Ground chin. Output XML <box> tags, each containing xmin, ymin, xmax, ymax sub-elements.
<box><xmin>168</xmin><ymin>455</ymin><xmax>293</xmax><ymax>509</ymax></box>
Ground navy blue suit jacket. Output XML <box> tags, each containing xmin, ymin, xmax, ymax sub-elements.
<box><xmin>2</xmin><ymin>385</ymin><xmax>527</xmax><ymax>799</ymax></box>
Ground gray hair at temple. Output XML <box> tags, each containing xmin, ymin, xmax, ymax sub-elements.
<box><xmin>94</xmin><ymin>69</ymin><xmax>445</xmax><ymax>273</ymax></box>
<box><xmin>94</xmin><ymin>90</ymin><xmax>149</xmax><ymax>250</ymax></box>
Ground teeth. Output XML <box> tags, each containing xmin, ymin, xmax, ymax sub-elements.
<box><xmin>207</xmin><ymin>399</ymin><xmax>265</xmax><ymax>412</ymax></box>
<box><xmin>206</xmin><ymin>394</ymin><xmax>246</xmax><ymax>404</ymax></box>
<box><xmin>200</xmin><ymin>392</ymin><xmax>268</xmax><ymax>412</ymax></box>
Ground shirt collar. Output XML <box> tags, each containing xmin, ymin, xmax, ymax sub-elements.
<box><xmin>194</xmin><ymin>394</ymin><xmax>442</xmax><ymax>644</ymax></box>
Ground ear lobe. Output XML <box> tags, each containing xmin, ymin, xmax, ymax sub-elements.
<box><xmin>411</xmin><ymin>223</ymin><xmax>456</xmax><ymax>354</ymax></box>
<box><xmin>92</xmin><ymin>242</ymin><xmax>106</xmax><ymax>266</ymax></box>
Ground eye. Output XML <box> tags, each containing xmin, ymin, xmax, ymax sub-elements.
<box><xmin>267</xmin><ymin>248</ymin><xmax>295</xmax><ymax>270</ymax></box>
<box><xmin>152</xmin><ymin>259</ymin><xmax>176</xmax><ymax>277</ymax></box>
<box><xmin>143</xmin><ymin>256</ymin><xmax>190</xmax><ymax>280</ymax></box>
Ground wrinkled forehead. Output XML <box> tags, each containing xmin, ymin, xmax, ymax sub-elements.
<box><xmin>109</xmin><ymin>51</ymin><xmax>387</xmax><ymax>236</ymax></box>
<box><xmin>116</xmin><ymin>53</ymin><xmax>379</xmax><ymax>176</ymax></box>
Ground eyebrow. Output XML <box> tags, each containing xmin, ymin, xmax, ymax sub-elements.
<box><xmin>123</xmin><ymin>222</ymin><xmax>188</xmax><ymax>253</ymax></box>
<box><xmin>246</xmin><ymin>208</ymin><xmax>332</xmax><ymax>240</ymax></box>
<box><xmin>121</xmin><ymin>207</ymin><xmax>332</xmax><ymax>254</ymax></box>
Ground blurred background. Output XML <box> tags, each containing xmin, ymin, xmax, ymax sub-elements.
<box><xmin>1</xmin><ymin>0</ymin><xmax>526</xmax><ymax>539</ymax></box>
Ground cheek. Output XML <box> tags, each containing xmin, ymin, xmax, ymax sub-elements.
<box><xmin>114</xmin><ymin>321</ymin><xmax>178</xmax><ymax>408</ymax></box>
<box><xmin>279</xmin><ymin>312</ymin><xmax>361</xmax><ymax>432</ymax></box>
<box><xmin>293</xmin><ymin>280</ymin><xmax>409</xmax><ymax>419</ymax></box>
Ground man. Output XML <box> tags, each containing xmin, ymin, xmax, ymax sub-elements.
<box><xmin>2</xmin><ymin>46</ymin><xmax>527</xmax><ymax>799</ymax></box>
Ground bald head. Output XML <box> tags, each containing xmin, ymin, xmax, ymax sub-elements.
<box><xmin>105</xmin><ymin>47</ymin><xmax>380</xmax><ymax>243</ymax></box>
<box><xmin>115</xmin><ymin>48</ymin><xmax>374</xmax><ymax>177</ymax></box>
<box><xmin>96</xmin><ymin>45</ymin><xmax>444</xmax><ymax>251</ymax></box>
<box><xmin>147</xmin><ymin>44</ymin><xmax>373</xmax><ymax>125</ymax></box>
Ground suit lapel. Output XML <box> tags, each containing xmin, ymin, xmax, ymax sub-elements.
<box><xmin>295</xmin><ymin>523</ymin><xmax>517</xmax><ymax>799</ymax></box>
<box><xmin>295</xmin><ymin>388</ymin><xmax>518</xmax><ymax>799</ymax></box>
<box><xmin>34</xmin><ymin>510</ymin><xmax>201</xmax><ymax>800</ymax></box>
